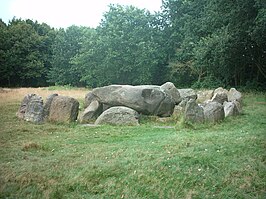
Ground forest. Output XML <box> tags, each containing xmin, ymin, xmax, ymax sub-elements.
<box><xmin>0</xmin><ymin>0</ymin><xmax>265</xmax><ymax>90</ymax></box>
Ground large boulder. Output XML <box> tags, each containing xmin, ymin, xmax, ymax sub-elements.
<box><xmin>79</xmin><ymin>100</ymin><xmax>103</xmax><ymax>123</ymax></box>
<box><xmin>197</xmin><ymin>90</ymin><xmax>214</xmax><ymax>103</ymax></box>
<box><xmin>23</xmin><ymin>95</ymin><xmax>44</xmax><ymax>124</ymax></box>
<box><xmin>95</xmin><ymin>106</ymin><xmax>139</xmax><ymax>126</ymax></box>
<box><xmin>43</xmin><ymin>93</ymin><xmax>58</xmax><ymax>120</ymax></box>
<box><xmin>178</xmin><ymin>89</ymin><xmax>197</xmax><ymax>101</ymax></box>
<box><xmin>48</xmin><ymin>96</ymin><xmax>79</xmax><ymax>123</ymax></box>
<box><xmin>228</xmin><ymin>88</ymin><xmax>242</xmax><ymax>103</ymax></box>
<box><xmin>203</xmin><ymin>102</ymin><xmax>225</xmax><ymax>123</ymax></box>
<box><xmin>90</xmin><ymin>85</ymin><xmax>175</xmax><ymax>117</ymax></box>
<box><xmin>184</xmin><ymin>99</ymin><xmax>204</xmax><ymax>123</ymax></box>
<box><xmin>223</xmin><ymin>101</ymin><xmax>239</xmax><ymax>117</ymax></box>
<box><xmin>160</xmin><ymin>82</ymin><xmax>181</xmax><ymax>104</ymax></box>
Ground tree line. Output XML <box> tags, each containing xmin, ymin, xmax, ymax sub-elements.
<box><xmin>0</xmin><ymin>0</ymin><xmax>265</xmax><ymax>89</ymax></box>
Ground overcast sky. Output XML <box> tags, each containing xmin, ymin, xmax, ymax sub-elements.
<box><xmin>0</xmin><ymin>0</ymin><xmax>163</xmax><ymax>28</ymax></box>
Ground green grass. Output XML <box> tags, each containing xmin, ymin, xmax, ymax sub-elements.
<box><xmin>0</xmin><ymin>92</ymin><xmax>265</xmax><ymax>198</ymax></box>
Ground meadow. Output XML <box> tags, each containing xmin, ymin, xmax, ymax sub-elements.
<box><xmin>0</xmin><ymin>87</ymin><xmax>265</xmax><ymax>198</ymax></box>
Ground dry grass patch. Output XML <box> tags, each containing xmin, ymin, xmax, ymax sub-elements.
<box><xmin>22</xmin><ymin>142</ymin><xmax>41</xmax><ymax>151</ymax></box>
<box><xmin>0</xmin><ymin>87</ymin><xmax>88</xmax><ymax>104</ymax></box>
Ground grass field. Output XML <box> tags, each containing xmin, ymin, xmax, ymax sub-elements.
<box><xmin>0</xmin><ymin>87</ymin><xmax>265</xmax><ymax>198</ymax></box>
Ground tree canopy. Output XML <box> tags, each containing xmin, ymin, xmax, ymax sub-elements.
<box><xmin>0</xmin><ymin>1</ymin><xmax>265</xmax><ymax>90</ymax></box>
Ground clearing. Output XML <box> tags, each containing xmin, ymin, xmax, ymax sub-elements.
<box><xmin>0</xmin><ymin>87</ymin><xmax>265</xmax><ymax>198</ymax></box>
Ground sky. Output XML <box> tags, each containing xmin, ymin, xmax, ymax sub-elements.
<box><xmin>0</xmin><ymin>0</ymin><xmax>163</xmax><ymax>28</ymax></box>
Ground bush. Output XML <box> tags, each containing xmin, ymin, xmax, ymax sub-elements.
<box><xmin>192</xmin><ymin>75</ymin><xmax>224</xmax><ymax>89</ymax></box>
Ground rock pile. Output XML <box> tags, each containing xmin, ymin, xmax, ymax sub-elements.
<box><xmin>17</xmin><ymin>83</ymin><xmax>242</xmax><ymax>126</ymax></box>
<box><xmin>80</xmin><ymin>82</ymin><xmax>181</xmax><ymax>125</ymax></box>
<box><xmin>178</xmin><ymin>87</ymin><xmax>242</xmax><ymax>123</ymax></box>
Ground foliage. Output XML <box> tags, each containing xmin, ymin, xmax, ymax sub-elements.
<box><xmin>0</xmin><ymin>1</ymin><xmax>265</xmax><ymax>89</ymax></box>
<box><xmin>163</xmin><ymin>0</ymin><xmax>266</xmax><ymax>89</ymax></box>
<box><xmin>47</xmin><ymin>26</ymin><xmax>92</xmax><ymax>86</ymax></box>
<box><xmin>73</xmin><ymin>5</ymin><xmax>166</xmax><ymax>87</ymax></box>
<box><xmin>0</xmin><ymin>18</ymin><xmax>55</xmax><ymax>87</ymax></box>
<box><xmin>45</xmin><ymin>84</ymin><xmax>80</xmax><ymax>91</ymax></box>
<box><xmin>191</xmin><ymin>74</ymin><xmax>224</xmax><ymax>89</ymax></box>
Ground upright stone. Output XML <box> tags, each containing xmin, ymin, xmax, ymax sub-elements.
<box><xmin>197</xmin><ymin>90</ymin><xmax>214</xmax><ymax>103</ymax></box>
<box><xmin>184</xmin><ymin>99</ymin><xmax>204</xmax><ymax>123</ymax></box>
<box><xmin>213</xmin><ymin>87</ymin><xmax>228</xmax><ymax>96</ymax></box>
<box><xmin>43</xmin><ymin>93</ymin><xmax>58</xmax><ymax>120</ymax></box>
<box><xmin>48</xmin><ymin>96</ymin><xmax>79</xmax><ymax>123</ymax></box>
<box><xmin>16</xmin><ymin>94</ymin><xmax>38</xmax><ymax>119</ymax></box>
<box><xmin>173</xmin><ymin>98</ymin><xmax>188</xmax><ymax>118</ymax></box>
<box><xmin>211</xmin><ymin>92</ymin><xmax>228</xmax><ymax>104</ymax></box>
<box><xmin>24</xmin><ymin>95</ymin><xmax>44</xmax><ymax>124</ymax></box>
<box><xmin>178</xmin><ymin>88</ymin><xmax>197</xmax><ymax>101</ymax></box>
<box><xmin>80</xmin><ymin>100</ymin><xmax>103</xmax><ymax>123</ymax></box>
<box><xmin>223</xmin><ymin>101</ymin><xmax>239</xmax><ymax>117</ymax></box>
<box><xmin>84</xmin><ymin>91</ymin><xmax>98</xmax><ymax>109</ymax></box>
<box><xmin>228</xmin><ymin>88</ymin><xmax>242</xmax><ymax>103</ymax></box>
<box><xmin>233</xmin><ymin>100</ymin><xmax>242</xmax><ymax>113</ymax></box>
<box><xmin>203</xmin><ymin>102</ymin><xmax>225</xmax><ymax>123</ymax></box>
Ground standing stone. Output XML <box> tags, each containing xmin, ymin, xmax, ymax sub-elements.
<box><xmin>184</xmin><ymin>99</ymin><xmax>204</xmax><ymax>123</ymax></box>
<box><xmin>203</xmin><ymin>102</ymin><xmax>225</xmax><ymax>123</ymax></box>
<box><xmin>48</xmin><ymin>96</ymin><xmax>79</xmax><ymax>123</ymax></box>
<box><xmin>211</xmin><ymin>92</ymin><xmax>228</xmax><ymax>104</ymax></box>
<box><xmin>172</xmin><ymin>98</ymin><xmax>188</xmax><ymax>118</ymax></box>
<box><xmin>84</xmin><ymin>91</ymin><xmax>98</xmax><ymax>109</ymax></box>
<box><xmin>173</xmin><ymin>105</ymin><xmax>184</xmax><ymax>118</ymax></box>
<box><xmin>80</xmin><ymin>100</ymin><xmax>103</xmax><ymax>123</ymax></box>
<box><xmin>95</xmin><ymin>106</ymin><xmax>139</xmax><ymax>126</ymax></box>
<box><xmin>43</xmin><ymin>94</ymin><xmax>58</xmax><ymax>120</ymax></box>
<box><xmin>197</xmin><ymin>90</ymin><xmax>214</xmax><ymax>103</ymax></box>
<box><xmin>213</xmin><ymin>87</ymin><xmax>228</xmax><ymax>96</ymax></box>
<box><xmin>233</xmin><ymin>100</ymin><xmax>242</xmax><ymax>113</ymax></box>
<box><xmin>228</xmin><ymin>88</ymin><xmax>242</xmax><ymax>103</ymax></box>
<box><xmin>24</xmin><ymin>95</ymin><xmax>44</xmax><ymax>124</ymax></box>
<box><xmin>160</xmin><ymin>82</ymin><xmax>181</xmax><ymax>104</ymax></box>
<box><xmin>178</xmin><ymin>88</ymin><xmax>197</xmax><ymax>101</ymax></box>
<box><xmin>223</xmin><ymin>101</ymin><xmax>239</xmax><ymax>117</ymax></box>
<box><xmin>16</xmin><ymin>94</ymin><xmax>38</xmax><ymax>119</ymax></box>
